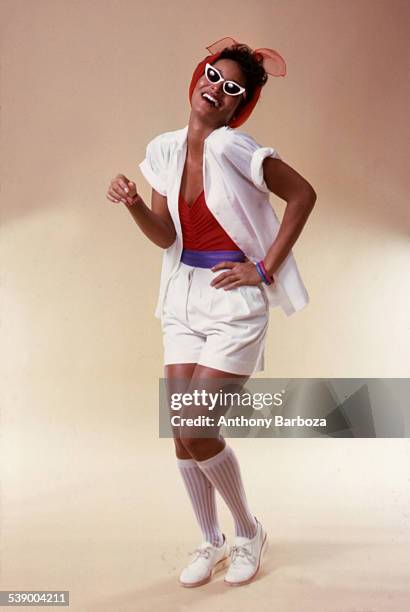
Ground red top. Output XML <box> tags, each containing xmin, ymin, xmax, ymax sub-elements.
<box><xmin>179</xmin><ymin>190</ymin><xmax>242</xmax><ymax>251</ymax></box>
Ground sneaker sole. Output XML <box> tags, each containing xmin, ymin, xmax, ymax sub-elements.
<box><xmin>179</xmin><ymin>555</ymin><xmax>230</xmax><ymax>588</ymax></box>
<box><xmin>224</xmin><ymin>532</ymin><xmax>268</xmax><ymax>587</ymax></box>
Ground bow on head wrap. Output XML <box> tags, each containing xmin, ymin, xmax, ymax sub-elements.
<box><xmin>188</xmin><ymin>36</ymin><xmax>286</xmax><ymax>128</ymax></box>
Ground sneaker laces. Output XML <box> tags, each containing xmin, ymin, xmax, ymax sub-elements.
<box><xmin>229</xmin><ymin>544</ymin><xmax>256</xmax><ymax>565</ymax></box>
<box><xmin>187</xmin><ymin>546</ymin><xmax>213</xmax><ymax>563</ymax></box>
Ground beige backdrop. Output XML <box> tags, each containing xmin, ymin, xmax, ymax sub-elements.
<box><xmin>1</xmin><ymin>1</ymin><xmax>409</xmax><ymax>611</ymax></box>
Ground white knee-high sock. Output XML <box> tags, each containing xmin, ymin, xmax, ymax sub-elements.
<box><xmin>177</xmin><ymin>457</ymin><xmax>224</xmax><ymax>547</ymax></box>
<box><xmin>196</xmin><ymin>444</ymin><xmax>257</xmax><ymax>539</ymax></box>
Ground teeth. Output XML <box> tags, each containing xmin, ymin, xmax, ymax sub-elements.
<box><xmin>202</xmin><ymin>93</ymin><xmax>220</xmax><ymax>108</ymax></box>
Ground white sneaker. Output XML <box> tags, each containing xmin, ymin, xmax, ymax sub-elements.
<box><xmin>224</xmin><ymin>517</ymin><xmax>268</xmax><ymax>586</ymax></box>
<box><xmin>179</xmin><ymin>534</ymin><xmax>230</xmax><ymax>588</ymax></box>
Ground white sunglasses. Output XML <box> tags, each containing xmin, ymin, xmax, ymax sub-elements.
<box><xmin>204</xmin><ymin>63</ymin><xmax>247</xmax><ymax>97</ymax></box>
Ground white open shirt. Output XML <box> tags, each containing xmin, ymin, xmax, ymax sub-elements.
<box><xmin>139</xmin><ymin>124</ymin><xmax>309</xmax><ymax>319</ymax></box>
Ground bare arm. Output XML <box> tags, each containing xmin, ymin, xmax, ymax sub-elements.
<box><xmin>125</xmin><ymin>188</ymin><xmax>176</xmax><ymax>249</ymax></box>
<box><xmin>261</xmin><ymin>157</ymin><xmax>316</xmax><ymax>276</ymax></box>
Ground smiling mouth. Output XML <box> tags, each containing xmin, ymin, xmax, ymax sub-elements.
<box><xmin>201</xmin><ymin>92</ymin><xmax>221</xmax><ymax>108</ymax></box>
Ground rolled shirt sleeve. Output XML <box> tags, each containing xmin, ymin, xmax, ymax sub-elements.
<box><xmin>219</xmin><ymin>130</ymin><xmax>282</xmax><ymax>194</ymax></box>
<box><xmin>139</xmin><ymin>134</ymin><xmax>169</xmax><ymax>196</ymax></box>
<box><xmin>250</xmin><ymin>146</ymin><xmax>282</xmax><ymax>193</ymax></box>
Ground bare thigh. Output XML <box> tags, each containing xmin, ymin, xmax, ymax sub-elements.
<box><xmin>164</xmin><ymin>363</ymin><xmax>197</xmax><ymax>459</ymax></box>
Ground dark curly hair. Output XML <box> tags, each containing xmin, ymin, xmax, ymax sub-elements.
<box><xmin>213</xmin><ymin>44</ymin><xmax>268</xmax><ymax>113</ymax></box>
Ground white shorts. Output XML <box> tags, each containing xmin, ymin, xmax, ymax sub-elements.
<box><xmin>161</xmin><ymin>261</ymin><xmax>269</xmax><ymax>375</ymax></box>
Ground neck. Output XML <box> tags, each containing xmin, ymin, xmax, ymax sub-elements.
<box><xmin>186</xmin><ymin>115</ymin><xmax>225</xmax><ymax>163</ymax></box>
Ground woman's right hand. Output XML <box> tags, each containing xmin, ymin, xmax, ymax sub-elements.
<box><xmin>106</xmin><ymin>174</ymin><xmax>141</xmax><ymax>206</ymax></box>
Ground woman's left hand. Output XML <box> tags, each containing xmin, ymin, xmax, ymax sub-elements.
<box><xmin>210</xmin><ymin>261</ymin><xmax>270</xmax><ymax>290</ymax></box>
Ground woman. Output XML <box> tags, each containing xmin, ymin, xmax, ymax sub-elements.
<box><xmin>107</xmin><ymin>38</ymin><xmax>316</xmax><ymax>588</ymax></box>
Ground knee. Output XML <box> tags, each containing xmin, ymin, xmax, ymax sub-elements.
<box><xmin>173</xmin><ymin>437</ymin><xmax>192</xmax><ymax>459</ymax></box>
<box><xmin>181</xmin><ymin>437</ymin><xmax>225</xmax><ymax>461</ymax></box>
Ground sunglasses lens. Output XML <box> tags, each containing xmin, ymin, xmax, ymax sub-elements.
<box><xmin>224</xmin><ymin>82</ymin><xmax>242</xmax><ymax>96</ymax></box>
<box><xmin>206</xmin><ymin>65</ymin><xmax>220</xmax><ymax>83</ymax></box>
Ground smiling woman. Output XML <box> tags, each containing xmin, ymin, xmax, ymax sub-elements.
<box><xmin>107</xmin><ymin>36</ymin><xmax>316</xmax><ymax>589</ymax></box>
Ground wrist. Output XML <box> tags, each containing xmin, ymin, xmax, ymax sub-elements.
<box><xmin>263</xmin><ymin>262</ymin><xmax>274</xmax><ymax>279</ymax></box>
<box><xmin>125</xmin><ymin>193</ymin><xmax>143</xmax><ymax>207</ymax></box>
<box><xmin>255</xmin><ymin>260</ymin><xmax>274</xmax><ymax>285</ymax></box>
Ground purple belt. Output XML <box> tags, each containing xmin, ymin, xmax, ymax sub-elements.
<box><xmin>181</xmin><ymin>248</ymin><xmax>247</xmax><ymax>268</ymax></box>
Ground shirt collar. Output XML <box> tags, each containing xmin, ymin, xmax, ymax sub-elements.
<box><xmin>176</xmin><ymin>124</ymin><xmax>230</xmax><ymax>152</ymax></box>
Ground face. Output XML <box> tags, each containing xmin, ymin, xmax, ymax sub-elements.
<box><xmin>191</xmin><ymin>58</ymin><xmax>247</xmax><ymax>127</ymax></box>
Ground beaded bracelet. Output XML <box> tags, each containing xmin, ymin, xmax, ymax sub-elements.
<box><xmin>255</xmin><ymin>260</ymin><xmax>274</xmax><ymax>285</ymax></box>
